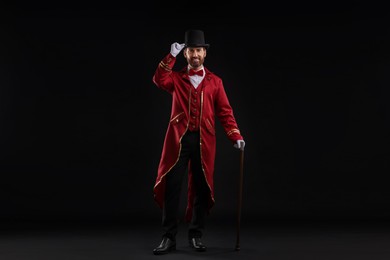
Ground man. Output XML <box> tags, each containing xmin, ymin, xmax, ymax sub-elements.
<box><xmin>152</xmin><ymin>29</ymin><xmax>245</xmax><ymax>255</ymax></box>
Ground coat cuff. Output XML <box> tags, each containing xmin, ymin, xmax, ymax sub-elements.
<box><xmin>158</xmin><ymin>53</ymin><xmax>176</xmax><ymax>72</ymax></box>
<box><xmin>227</xmin><ymin>128</ymin><xmax>243</xmax><ymax>143</ymax></box>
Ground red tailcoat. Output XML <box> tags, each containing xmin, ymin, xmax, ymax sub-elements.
<box><xmin>152</xmin><ymin>53</ymin><xmax>244</xmax><ymax>221</ymax></box>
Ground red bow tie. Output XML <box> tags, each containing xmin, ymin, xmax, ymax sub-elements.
<box><xmin>188</xmin><ymin>69</ymin><xmax>204</xmax><ymax>77</ymax></box>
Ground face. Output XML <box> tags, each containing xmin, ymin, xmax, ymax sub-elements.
<box><xmin>183</xmin><ymin>47</ymin><xmax>207</xmax><ymax>69</ymax></box>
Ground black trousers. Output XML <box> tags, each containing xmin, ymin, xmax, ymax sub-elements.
<box><xmin>162</xmin><ymin>131</ymin><xmax>210</xmax><ymax>240</ymax></box>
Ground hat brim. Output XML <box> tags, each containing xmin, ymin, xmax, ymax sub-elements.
<box><xmin>185</xmin><ymin>44</ymin><xmax>210</xmax><ymax>49</ymax></box>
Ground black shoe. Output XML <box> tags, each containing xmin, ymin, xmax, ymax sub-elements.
<box><xmin>189</xmin><ymin>237</ymin><xmax>207</xmax><ymax>252</ymax></box>
<box><xmin>153</xmin><ymin>237</ymin><xmax>176</xmax><ymax>255</ymax></box>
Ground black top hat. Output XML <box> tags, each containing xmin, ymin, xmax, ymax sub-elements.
<box><xmin>184</xmin><ymin>29</ymin><xmax>210</xmax><ymax>49</ymax></box>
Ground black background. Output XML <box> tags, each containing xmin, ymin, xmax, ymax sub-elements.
<box><xmin>1</xmin><ymin>2</ymin><xmax>390</xmax><ymax>225</ymax></box>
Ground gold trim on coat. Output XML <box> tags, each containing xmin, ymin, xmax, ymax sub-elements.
<box><xmin>153</xmin><ymin>90</ymin><xmax>191</xmax><ymax>190</ymax></box>
<box><xmin>199</xmin><ymin>90</ymin><xmax>215</xmax><ymax>203</ymax></box>
<box><xmin>227</xmin><ymin>128</ymin><xmax>240</xmax><ymax>136</ymax></box>
<box><xmin>159</xmin><ymin>61</ymin><xmax>172</xmax><ymax>72</ymax></box>
<box><xmin>170</xmin><ymin>112</ymin><xmax>184</xmax><ymax>124</ymax></box>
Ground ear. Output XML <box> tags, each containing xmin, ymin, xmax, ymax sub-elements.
<box><xmin>183</xmin><ymin>48</ymin><xmax>187</xmax><ymax>58</ymax></box>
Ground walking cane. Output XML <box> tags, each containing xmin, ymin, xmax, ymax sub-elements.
<box><xmin>235</xmin><ymin>149</ymin><xmax>244</xmax><ymax>251</ymax></box>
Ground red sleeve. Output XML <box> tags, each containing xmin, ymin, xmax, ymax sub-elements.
<box><xmin>214</xmin><ymin>78</ymin><xmax>244</xmax><ymax>143</ymax></box>
<box><xmin>152</xmin><ymin>53</ymin><xmax>177</xmax><ymax>94</ymax></box>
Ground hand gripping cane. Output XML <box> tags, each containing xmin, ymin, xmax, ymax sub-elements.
<box><xmin>235</xmin><ymin>149</ymin><xmax>244</xmax><ymax>251</ymax></box>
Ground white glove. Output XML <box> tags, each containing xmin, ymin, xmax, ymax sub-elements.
<box><xmin>234</xmin><ymin>140</ymin><xmax>245</xmax><ymax>151</ymax></box>
<box><xmin>170</xmin><ymin>42</ymin><xmax>185</xmax><ymax>57</ymax></box>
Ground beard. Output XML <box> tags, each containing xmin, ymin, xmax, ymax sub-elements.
<box><xmin>188</xmin><ymin>57</ymin><xmax>203</xmax><ymax>68</ymax></box>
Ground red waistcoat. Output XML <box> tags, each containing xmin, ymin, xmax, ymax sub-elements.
<box><xmin>188</xmin><ymin>83</ymin><xmax>203</xmax><ymax>131</ymax></box>
<box><xmin>152</xmin><ymin>53</ymin><xmax>244</xmax><ymax>221</ymax></box>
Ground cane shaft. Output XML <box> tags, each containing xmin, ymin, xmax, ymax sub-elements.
<box><xmin>235</xmin><ymin>150</ymin><xmax>244</xmax><ymax>251</ymax></box>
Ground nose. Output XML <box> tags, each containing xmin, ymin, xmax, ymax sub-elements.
<box><xmin>190</xmin><ymin>51</ymin><xmax>200</xmax><ymax>57</ymax></box>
